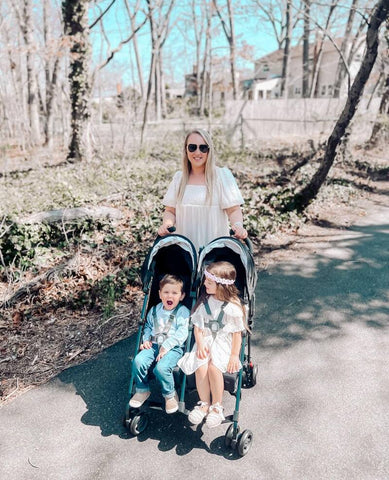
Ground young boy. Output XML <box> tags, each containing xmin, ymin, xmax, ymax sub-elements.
<box><xmin>129</xmin><ymin>274</ymin><xmax>190</xmax><ymax>414</ymax></box>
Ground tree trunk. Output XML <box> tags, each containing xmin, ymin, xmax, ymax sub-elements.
<box><xmin>200</xmin><ymin>9</ymin><xmax>211</xmax><ymax>117</ymax></box>
<box><xmin>333</xmin><ymin>0</ymin><xmax>358</xmax><ymax>98</ymax></box>
<box><xmin>280</xmin><ymin>0</ymin><xmax>292</xmax><ymax>98</ymax></box>
<box><xmin>141</xmin><ymin>51</ymin><xmax>156</xmax><ymax>145</ymax></box>
<box><xmin>141</xmin><ymin>0</ymin><xmax>175</xmax><ymax>145</ymax></box>
<box><xmin>124</xmin><ymin>0</ymin><xmax>145</xmax><ymax>101</ymax></box>
<box><xmin>369</xmin><ymin>20</ymin><xmax>389</xmax><ymax>146</ymax></box>
<box><xmin>309</xmin><ymin>1</ymin><xmax>338</xmax><ymax>98</ymax></box>
<box><xmin>302</xmin><ymin>0</ymin><xmax>311</xmax><ymax>98</ymax></box>
<box><xmin>21</xmin><ymin>0</ymin><xmax>41</xmax><ymax>145</ymax></box>
<box><xmin>155</xmin><ymin>53</ymin><xmax>162</xmax><ymax>120</ymax></box>
<box><xmin>286</xmin><ymin>0</ymin><xmax>388</xmax><ymax>212</ymax></box>
<box><xmin>212</xmin><ymin>0</ymin><xmax>237</xmax><ymax>100</ymax></box>
<box><xmin>227</xmin><ymin>0</ymin><xmax>237</xmax><ymax>100</ymax></box>
<box><xmin>43</xmin><ymin>1</ymin><xmax>61</xmax><ymax>148</ymax></box>
<box><xmin>160</xmin><ymin>58</ymin><xmax>167</xmax><ymax>118</ymax></box>
<box><xmin>62</xmin><ymin>0</ymin><xmax>92</xmax><ymax>162</ymax></box>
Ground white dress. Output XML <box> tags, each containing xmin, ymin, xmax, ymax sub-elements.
<box><xmin>162</xmin><ymin>166</ymin><xmax>244</xmax><ymax>251</ymax></box>
<box><xmin>177</xmin><ymin>296</ymin><xmax>245</xmax><ymax>374</ymax></box>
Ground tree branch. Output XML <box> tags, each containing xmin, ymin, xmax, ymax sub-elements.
<box><xmin>89</xmin><ymin>0</ymin><xmax>118</xmax><ymax>30</ymax></box>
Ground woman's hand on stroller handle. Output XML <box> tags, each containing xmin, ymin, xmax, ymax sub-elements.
<box><xmin>157</xmin><ymin>224</ymin><xmax>176</xmax><ymax>237</ymax></box>
<box><xmin>229</xmin><ymin>228</ymin><xmax>253</xmax><ymax>252</ymax></box>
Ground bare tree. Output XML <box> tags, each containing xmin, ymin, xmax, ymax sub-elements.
<box><xmin>0</xmin><ymin>6</ymin><xmax>27</xmax><ymax>144</ymax></box>
<box><xmin>212</xmin><ymin>0</ymin><xmax>238</xmax><ymax>99</ymax></box>
<box><xmin>119</xmin><ymin>0</ymin><xmax>146</xmax><ymax>102</ymax></box>
<box><xmin>369</xmin><ymin>18</ymin><xmax>389</xmax><ymax>146</ymax></box>
<box><xmin>141</xmin><ymin>0</ymin><xmax>175</xmax><ymax>145</ymax></box>
<box><xmin>302</xmin><ymin>0</ymin><xmax>311</xmax><ymax>97</ymax></box>
<box><xmin>15</xmin><ymin>0</ymin><xmax>42</xmax><ymax>145</ymax></box>
<box><xmin>309</xmin><ymin>0</ymin><xmax>338</xmax><ymax>98</ymax></box>
<box><xmin>281</xmin><ymin>0</ymin><xmax>292</xmax><ymax>97</ymax></box>
<box><xmin>286</xmin><ymin>0</ymin><xmax>389</xmax><ymax>212</ymax></box>
<box><xmin>333</xmin><ymin>0</ymin><xmax>359</xmax><ymax>98</ymax></box>
<box><xmin>62</xmin><ymin>0</ymin><xmax>92</xmax><ymax>161</ymax></box>
<box><xmin>251</xmin><ymin>0</ymin><xmax>299</xmax><ymax>98</ymax></box>
<box><xmin>200</xmin><ymin>6</ymin><xmax>212</xmax><ymax>116</ymax></box>
<box><xmin>42</xmin><ymin>1</ymin><xmax>62</xmax><ymax>148</ymax></box>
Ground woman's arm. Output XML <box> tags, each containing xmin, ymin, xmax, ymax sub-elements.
<box><xmin>225</xmin><ymin>205</ymin><xmax>248</xmax><ymax>240</ymax></box>
<box><xmin>157</xmin><ymin>207</ymin><xmax>176</xmax><ymax>236</ymax></box>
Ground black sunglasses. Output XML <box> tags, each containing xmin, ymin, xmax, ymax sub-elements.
<box><xmin>187</xmin><ymin>143</ymin><xmax>209</xmax><ymax>153</ymax></box>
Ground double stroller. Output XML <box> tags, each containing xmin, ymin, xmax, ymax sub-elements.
<box><xmin>124</xmin><ymin>231</ymin><xmax>258</xmax><ymax>457</ymax></box>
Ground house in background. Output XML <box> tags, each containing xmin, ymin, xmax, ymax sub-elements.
<box><xmin>244</xmin><ymin>38</ymin><xmax>365</xmax><ymax>100</ymax></box>
<box><xmin>184</xmin><ymin>61</ymin><xmax>244</xmax><ymax>106</ymax></box>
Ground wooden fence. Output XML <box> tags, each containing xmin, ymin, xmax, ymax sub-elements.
<box><xmin>224</xmin><ymin>97</ymin><xmax>381</xmax><ymax>147</ymax></box>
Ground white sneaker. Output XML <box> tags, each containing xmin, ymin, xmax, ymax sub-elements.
<box><xmin>188</xmin><ymin>401</ymin><xmax>209</xmax><ymax>425</ymax></box>
<box><xmin>129</xmin><ymin>391</ymin><xmax>151</xmax><ymax>408</ymax></box>
<box><xmin>165</xmin><ymin>393</ymin><xmax>179</xmax><ymax>414</ymax></box>
<box><xmin>205</xmin><ymin>403</ymin><xmax>225</xmax><ymax>428</ymax></box>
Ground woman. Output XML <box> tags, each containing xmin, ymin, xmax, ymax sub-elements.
<box><xmin>157</xmin><ymin>129</ymin><xmax>247</xmax><ymax>251</ymax></box>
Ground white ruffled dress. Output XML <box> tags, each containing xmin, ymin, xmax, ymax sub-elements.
<box><xmin>177</xmin><ymin>296</ymin><xmax>245</xmax><ymax>374</ymax></box>
<box><xmin>162</xmin><ymin>166</ymin><xmax>244</xmax><ymax>251</ymax></box>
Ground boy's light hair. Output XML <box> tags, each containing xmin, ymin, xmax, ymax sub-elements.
<box><xmin>159</xmin><ymin>274</ymin><xmax>184</xmax><ymax>292</ymax></box>
<box><xmin>177</xmin><ymin>128</ymin><xmax>216</xmax><ymax>205</ymax></box>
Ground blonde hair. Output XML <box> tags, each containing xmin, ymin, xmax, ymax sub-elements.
<box><xmin>159</xmin><ymin>274</ymin><xmax>184</xmax><ymax>292</ymax></box>
<box><xmin>177</xmin><ymin>129</ymin><xmax>216</xmax><ymax>205</ymax></box>
<box><xmin>195</xmin><ymin>261</ymin><xmax>249</xmax><ymax>331</ymax></box>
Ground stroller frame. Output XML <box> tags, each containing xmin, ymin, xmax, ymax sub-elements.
<box><xmin>124</xmin><ymin>234</ymin><xmax>258</xmax><ymax>457</ymax></box>
<box><xmin>124</xmin><ymin>233</ymin><xmax>197</xmax><ymax>435</ymax></box>
<box><xmin>178</xmin><ymin>236</ymin><xmax>257</xmax><ymax>456</ymax></box>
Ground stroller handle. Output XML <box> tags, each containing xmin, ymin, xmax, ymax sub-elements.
<box><xmin>156</xmin><ymin>225</ymin><xmax>176</xmax><ymax>240</ymax></box>
<box><xmin>229</xmin><ymin>229</ymin><xmax>254</xmax><ymax>253</ymax></box>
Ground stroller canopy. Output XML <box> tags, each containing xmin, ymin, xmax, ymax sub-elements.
<box><xmin>141</xmin><ymin>234</ymin><xmax>198</xmax><ymax>310</ymax></box>
<box><xmin>196</xmin><ymin>237</ymin><xmax>257</xmax><ymax>298</ymax></box>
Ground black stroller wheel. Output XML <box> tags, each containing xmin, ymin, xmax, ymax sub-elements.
<box><xmin>224</xmin><ymin>424</ymin><xmax>240</xmax><ymax>447</ymax></box>
<box><xmin>129</xmin><ymin>413</ymin><xmax>149</xmax><ymax>436</ymax></box>
<box><xmin>243</xmin><ymin>363</ymin><xmax>258</xmax><ymax>388</ymax></box>
<box><xmin>237</xmin><ymin>429</ymin><xmax>253</xmax><ymax>456</ymax></box>
<box><xmin>250</xmin><ymin>364</ymin><xmax>258</xmax><ymax>387</ymax></box>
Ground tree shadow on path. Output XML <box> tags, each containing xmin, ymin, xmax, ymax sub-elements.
<box><xmin>254</xmin><ymin>220</ymin><xmax>389</xmax><ymax>350</ymax></box>
<box><xmin>58</xmin><ymin>333</ymin><xmax>241</xmax><ymax>458</ymax></box>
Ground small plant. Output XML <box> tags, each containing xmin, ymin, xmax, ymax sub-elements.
<box><xmin>98</xmin><ymin>275</ymin><xmax>117</xmax><ymax>319</ymax></box>
<box><xmin>0</xmin><ymin>217</ymin><xmax>111</xmax><ymax>271</ymax></box>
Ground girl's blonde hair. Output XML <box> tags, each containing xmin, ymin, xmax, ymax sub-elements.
<box><xmin>177</xmin><ymin>129</ymin><xmax>216</xmax><ymax>205</ymax></box>
<box><xmin>195</xmin><ymin>261</ymin><xmax>249</xmax><ymax>331</ymax></box>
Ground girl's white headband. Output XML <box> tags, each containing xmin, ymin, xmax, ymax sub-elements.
<box><xmin>204</xmin><ymin>269</ymin><xmax>235</xmax><ymax>285</ymax></box>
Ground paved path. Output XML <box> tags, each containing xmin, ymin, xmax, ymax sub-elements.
<box><xmin>1</xmin><ymin>205</ymin><xmax>388</xmax><ymax>480</ymax></box>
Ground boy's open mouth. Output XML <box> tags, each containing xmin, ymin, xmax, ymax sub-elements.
<box><xmin>167</xmin><ymin>300</ymin><xmax>173</xmax><ymax>306</ymax></box>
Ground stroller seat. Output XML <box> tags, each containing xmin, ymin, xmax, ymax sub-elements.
<box><xmin>125</xmin><ymin>233</ymin><xmax>258</xmax><ymax>458</ymax></box>
<box><xmin>173</xmin><ymin>367</ymin><xmax>239</xmax><ymax>395</ymax></box>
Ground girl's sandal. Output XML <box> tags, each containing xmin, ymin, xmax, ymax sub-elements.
<box><xmin>188</xmin><ymin>401</ymin><xmax>209</xmax><ymax>425</ymax></box>
<box><xmin>205</xmin><ymin>403</ymin><xmax>225</xmax><ymax>428</ymax></box>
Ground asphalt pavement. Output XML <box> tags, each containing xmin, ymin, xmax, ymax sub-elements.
<box><xmin>1</xmin><ymin>203</ymin><xmax>388</xmax><ymax>480</ymax></box>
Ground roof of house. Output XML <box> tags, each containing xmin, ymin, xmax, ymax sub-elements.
<box><xmin>255</xmin><ymin>37</ymin><xmax>347</xmax><ymax>64</ymax></box>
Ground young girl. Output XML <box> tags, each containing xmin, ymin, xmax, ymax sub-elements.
<box><xmin>178</xmin><ymin>261</ymin><xmax>247</xmax><ymax>428</ymax></box>
<box><xmin>157</xmin><ymin>129</ymin><xmax>247</xmax><ymax>251</ymax></box>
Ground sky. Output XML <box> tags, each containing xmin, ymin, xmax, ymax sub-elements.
<box><xmin>89</xmin><ymin>1</ymin><xmax>280</xmax><ymax>94</ymax></box>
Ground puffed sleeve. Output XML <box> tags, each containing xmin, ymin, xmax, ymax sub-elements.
<box><xmin>222</xmin><ymin>302</ymin><xmax>245</xmax><ymax>333</ymax></box>
<box><xmin>162</xmin><ymin>171</ymin><xmax>182</xmax><ymax>207</ymax></box>
<box><xmin>217</xmin><ymin>167</ymin><xmax>244</xmax><ymax>209</ymax></box>
<box><xmin>191</xmin><ymin>303</ymin><xmax>206</xmax><ymax>330</ymax></box>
